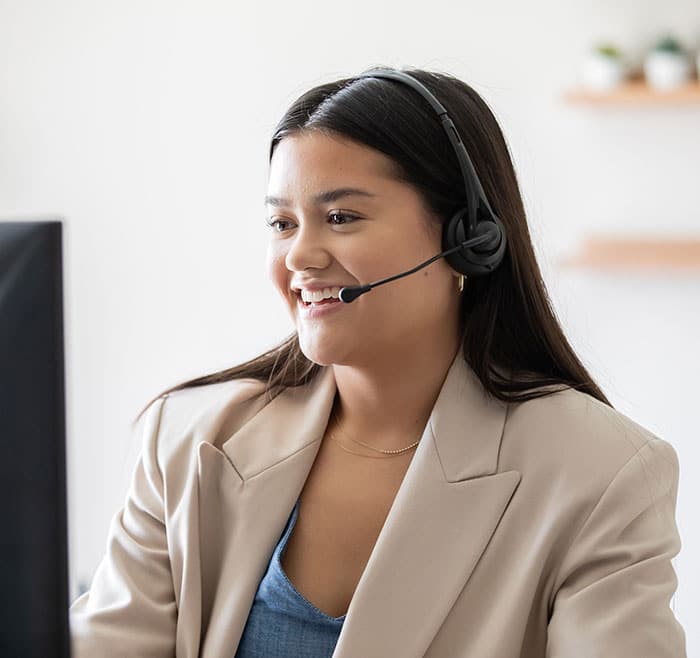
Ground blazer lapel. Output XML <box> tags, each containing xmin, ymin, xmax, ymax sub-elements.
<box><xmin>196</xmin><ymin>354</ymin><xmax>521</xmax><ymax>658</ymax></box>
<box><xmin>331</xmin><ymin>357</ymin><xmax>521</xmax><ymax>657</ymax></box>
<box><xmin>196</xmin><ymin>369</ymin><xmax>335</xmax><ymax>658</ymax></box>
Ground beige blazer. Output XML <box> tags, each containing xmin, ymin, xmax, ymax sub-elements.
<box><xmin>69</xmin><ymin>352</ymin><xmax>686</xmax><ymax>657</ymax></box>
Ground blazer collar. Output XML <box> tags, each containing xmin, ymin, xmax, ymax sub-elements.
<box><xmin>196</xmin><ymin>352</ymin><xmax>521</xmax><ymax>658</ymax></box>
<box><xmin>221</xmin><ymin>349</ymin><xmax>508</xmax><ymax>483</ymax></box>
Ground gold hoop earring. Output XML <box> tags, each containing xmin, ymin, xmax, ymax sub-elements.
<box><xmin>457</xmin><ymin>273</ymin><xmax>465</xmax><ymax>292</ymax></box>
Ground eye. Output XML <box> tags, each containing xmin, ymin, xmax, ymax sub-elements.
<box><xmin>264</xmin><ymin>212</ymin><xmax>359</xmax><ymax>233</ymax></box>
<box><xmin>264</xmin><ymin>218</ymin><xmax>291</xmax><ymax>232</ymax></box>
<box><xmin>328</xmin><ymin>211</ymin><xmax>359</xmax><ymax>225</ymax></box>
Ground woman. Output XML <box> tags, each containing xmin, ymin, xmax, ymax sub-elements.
<box><xmin>69</xmin><ymin>66</ymin><xmax>686</xmax><ymax>657</ymax></box>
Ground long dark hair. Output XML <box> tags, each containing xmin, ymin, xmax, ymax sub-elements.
<box><xmin>134</xmin><ymin>65</ymin><xmax>611</xmax><ymax>425</ymax></box>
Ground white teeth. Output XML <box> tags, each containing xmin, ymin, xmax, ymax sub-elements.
<box><xmin>300</xmin><ymin>286</ymin><xmax>341</xmax><ymax>303</ymax></box>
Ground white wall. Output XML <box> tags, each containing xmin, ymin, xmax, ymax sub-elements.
<box><xmin>2</xmin><ymin>0</ymin><xmax>699</xmax><ymax>652</ymax></box>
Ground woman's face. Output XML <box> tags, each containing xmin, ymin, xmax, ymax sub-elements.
<box><xmin>265</xmin><ymin>130</ymin><xmax>461</xmax><ymax>367</ymax></box>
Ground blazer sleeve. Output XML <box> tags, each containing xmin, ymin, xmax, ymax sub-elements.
<box><xmin>69</xmin><ymin>396</ymin><xmax>177</xmax><ymax>657</ymax></box>
<box><xmin>546</xmin><ymin>437</ymin><xmax>686</xmax><ymax>658</ymax></box>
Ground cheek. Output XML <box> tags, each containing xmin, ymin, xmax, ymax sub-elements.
<box><xmin>265</xmin><ymin>246</ymin><xmax>287</xmax><ymax>291</ymax></box>
<box><xmin>363</xmin><ymin>254</ymin><xmax>452</xmax><ymax>323</ymax></box>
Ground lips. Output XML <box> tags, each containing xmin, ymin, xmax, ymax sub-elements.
<box><xmin>294</xmin><ymin>289</ymin><xmax>341</xmax><ymax>305</ymax></box>
<box><xmin>296</xmin><ymin>295</ymin><xmax>344</xmax><ymax>318</ymax></box>
<box><xmin>302</xmin><ymin>297</ymin><xmax>339</xmax><ymax>306</ymax></box>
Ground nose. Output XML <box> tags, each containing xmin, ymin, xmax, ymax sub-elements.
<box><xmin>284</xmin><ymin>221</ymin><xmax>333</xmax><ymax>273</ymax></box>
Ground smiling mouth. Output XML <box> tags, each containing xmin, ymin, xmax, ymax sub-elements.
<box><xmin>300</xmin><ymin>297</ymin><xmax>341</xmax><ymax>306</ymax></box>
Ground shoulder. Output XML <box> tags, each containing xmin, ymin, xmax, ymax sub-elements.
<box><xmin>501</xmin><ymin>386</ymin><xmax>679</xmax><ymax>502</ymax></box>
<box><xmin>506</xmin><ymin>385</ymin><xmax>656</xmax><ymax>456</ymax></box>
<box><xmin>140</xmin><ymin>377</ymin><xmax>277</xmax><ymax>469</ymax></box>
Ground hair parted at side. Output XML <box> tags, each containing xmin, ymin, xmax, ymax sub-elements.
<box><xmin>133</xmin><ymin>65</ymin><xmax>611</xmax><ymax>426</ymax></box>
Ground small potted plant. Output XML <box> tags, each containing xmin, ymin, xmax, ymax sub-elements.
<box><xmin>644</xmin><ymin>35</ymin><xmax>691</xmax><ymax>91</ymax></box>
<box><xmin>581</xmin><ymin>43</ymin><xmax>627</xmax><ymax>91</ymax></box>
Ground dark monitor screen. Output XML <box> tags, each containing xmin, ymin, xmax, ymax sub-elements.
<box><xmin>0</xmin><ymin>221</ymin><xmax>71</xmax><ymax>657</ymax></box>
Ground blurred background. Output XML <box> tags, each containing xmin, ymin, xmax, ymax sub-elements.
<box><xmin>2</xmin><ymin>0</ymin><xmax>699</xmax><ymax>653</ymax></box>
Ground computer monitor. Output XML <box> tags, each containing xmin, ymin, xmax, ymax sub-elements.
<box><xmin>0</xmin><ymin>220</ymin><xmax>71</xmax><ymax>657</ymax></box>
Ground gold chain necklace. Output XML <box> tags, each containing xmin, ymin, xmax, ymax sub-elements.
<box><xmin>329</xmin><ymin>409</ymin><xmax>420</xmax><ymax>456</ymax></box>
<box><xmin>327</xmin><ymin>434</ymin><xmax>408</xmax><ymax>459</ymax></box>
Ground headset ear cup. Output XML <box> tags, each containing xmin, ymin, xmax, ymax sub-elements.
<box><xmin>442</xmin><ymin>207</ymin><xmax>507</xmax><ymax>276</ymax></box>
<box><xmin>442</xmin><ymin>207</ymin><xmax>473</xmax><ymax>275</ymax></box>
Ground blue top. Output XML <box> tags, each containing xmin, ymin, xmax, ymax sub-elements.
<box><xmin>234</xmin><ymin>498</ymin><xmax>346</xmax><ymax>657</ymax></box>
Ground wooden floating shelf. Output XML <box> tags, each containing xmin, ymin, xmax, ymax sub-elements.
<box><xmin>559</xmin><ymin>236</ymin><xmax>700</xmax><ymax>270</ymax></box>
<box><xmin>563</xmin><ymin>79</ymin><xmax>700</xmax><ymax>105</ymax></box>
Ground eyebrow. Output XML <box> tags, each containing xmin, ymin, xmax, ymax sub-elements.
<box><xmin>264</xmin><ymin>187</ymin><xmax>377</xmax><ymax>207</ymax></box>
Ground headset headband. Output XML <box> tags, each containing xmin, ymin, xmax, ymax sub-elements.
<box><xmin>356</xmin><ymin>68</ymin><xmax>497</xmax><ymax>237</ymax></box>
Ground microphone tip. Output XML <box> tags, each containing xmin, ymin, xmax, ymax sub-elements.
<box><xmin>339</xmin><ymin>285</ymin><xmax>371</xmax><ymax>303</ymax></box>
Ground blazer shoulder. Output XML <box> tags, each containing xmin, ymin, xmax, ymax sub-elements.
<box><xmin>146</xmin><ymin>376</ymin><xmax>277</xmax><ymax>470</ymax></box>
<box><xmin>502</xmin><ymin>386</ymin><xmax>677</xmax><ymax>494</ymax></box>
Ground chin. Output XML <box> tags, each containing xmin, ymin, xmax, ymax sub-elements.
<box><xmin>297</xmin><ymin>333</ymin><xmax>351</xmax><ymax>367</ymax></box>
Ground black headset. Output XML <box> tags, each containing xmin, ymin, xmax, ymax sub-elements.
<box><xmin>338</xmin><ymin>68</ymin><xmax>507</xmax><ymax>304</ymax></box>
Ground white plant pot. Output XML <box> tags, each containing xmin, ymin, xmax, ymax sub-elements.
<box><xmin>644</xmin><ymin>51</ymin><xmax>691</xmax><ymax>91</ymax></box>
<box><xmin>581</xmin><ymin>53</ymin><xmax>626</xmax><ymax>91</ymax></box>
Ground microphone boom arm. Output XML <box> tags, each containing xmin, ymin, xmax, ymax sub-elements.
<box><xmin>338</xmin><ymin>232</ymin><xmax>492</xmax><ymax>303</ymax></box>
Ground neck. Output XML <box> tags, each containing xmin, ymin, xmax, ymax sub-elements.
<box><xmin>329</xmin><ymin>337</ymin><xmax>462</xmax><ymax>453</ymax></box>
